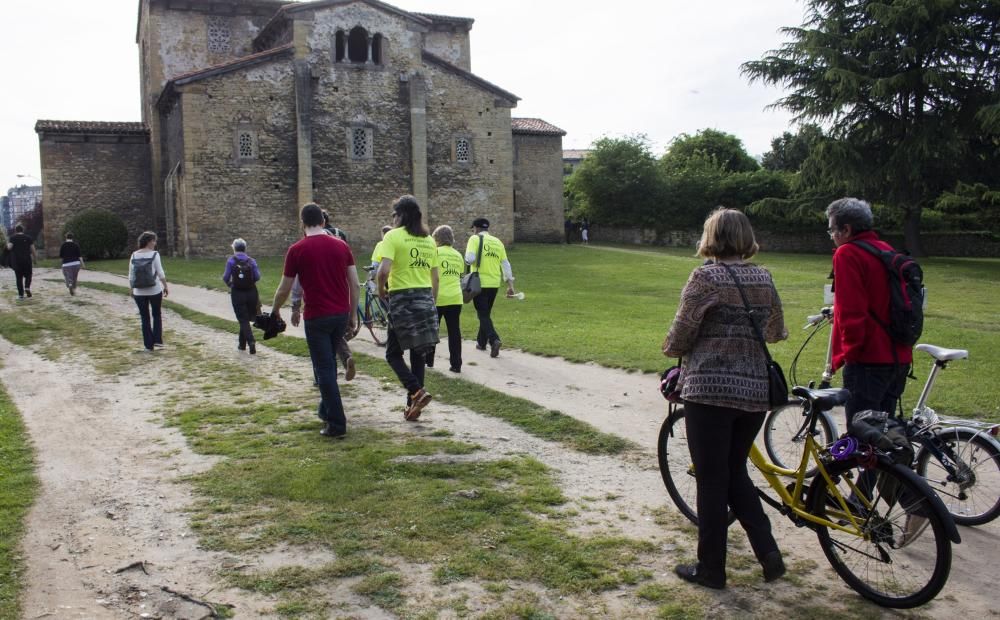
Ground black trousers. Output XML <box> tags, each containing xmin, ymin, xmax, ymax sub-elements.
<box><xmin>427</xmin><ymin>304</ymin><xmax>462</xmax><ymax>370</ymax></box>
<box><xmin>230</xmin><ymin>287</ymin><xmax>259</xmax><ymax>347</ymax></box>
<box><xmin>843</xmin><ymin>362</ymin><xmax>910</xmax><ymax>424</ymax></box>
<box><xmin>13</xmin><ymin>262</ymin><xmax>32</xmax><ymax>297</ymax></box>
<box><xmin>684</xmin><ymin>401</ymin><xmax>780</xmax><ymax>586</ymax></box>
<box><xmin>473</xmin><ymin>287</ymin><xmax>500</xmax><ymax>347</ymax></box>
<box><xmin>385</xmin><ymin>327</ymin><xmax>426</xmax><ymax>395</ymax></box>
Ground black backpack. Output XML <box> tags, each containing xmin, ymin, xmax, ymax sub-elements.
<box><xmin>231</xmin><ymin>257</ymin><xmax>255</xmax><ymax>290</ymax></box>
<box><xmin>851</xmin><ymin>240</ymin><xmax>924</xmax><ymax>347</ymax></box>
<box><xmin>131</xmin><ymin>252</ymin><xmax>158</xmax><ymax>288</ymax></box>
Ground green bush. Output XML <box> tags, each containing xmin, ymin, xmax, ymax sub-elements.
<box><xmin>63</xmin><ymin>209</ymin><xmax>129</xmax><ymax>259</ymax></box>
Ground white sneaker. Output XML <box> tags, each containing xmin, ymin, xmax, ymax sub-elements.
<box><xmin>897</xmin><ymin>514</ymin><xmax>929</xmax><ymax>547</ymax></box>
<box><xmin>153</xmin><ymin>343</ymin><xmax>166</xmax><ymax>349</ymax></box>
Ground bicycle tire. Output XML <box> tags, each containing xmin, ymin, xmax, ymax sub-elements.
<box><xmin>364</xmin><ymin>296</ymin><xmax>390</xmax><ymax>346</ymax></box>
<box><xmin>763</xmin><ymin>400</ymin><xmax>837</xmax><ymax>476</ymax></box>
<box><xmin>657</xmin><ymin>406</ymin><xmax>736</xmax><ymax>526</ymax></box>
<box><xmin>916</xmin><ymin>428</ymin><xmax>1000</xmax><ymax>526</ymax></box>
<box><xmin>807</xmin><ymin>458</ymin><xmax>952</xmax><ymax>608</ymax></box>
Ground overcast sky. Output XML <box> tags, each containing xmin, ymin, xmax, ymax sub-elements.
<box><xmin>0</xmin><ymin>0</ymin><xmax>808</xmax><ymax>194</ymax></box>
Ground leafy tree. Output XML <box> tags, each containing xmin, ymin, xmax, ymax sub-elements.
<box><xmin>63</xmin><ymin>209</ymin><xmax>129</xmax><ymax>259</ymax></box>
<box><xmin>661</xmin><ymin>129</ymin><xmax>759</xmax><ymax>173</ymax></box>
<box><xmin>566</xmin><ymin>136</ymin><xmax>664</xmax><ymax>227</ymax></box>
<box><xmin>19</xmin><ymin>202</ymin><xmax>44</xmax><ymax>246</ymax></box>
<box><xmin>742</xmin><ymin>0</ymin><xmax>1000</xmax><ymax>256</ymax></box>
<box><xmin>761</xmin><ymin>124</ymin><xmax>825</xmax><ymax>172</ymax></box>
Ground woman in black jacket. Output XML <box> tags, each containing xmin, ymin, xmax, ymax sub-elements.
<box><xmin>59</xmin><ymin>232</ymin><xmax>84</xmax><ymax>295</ymax></box>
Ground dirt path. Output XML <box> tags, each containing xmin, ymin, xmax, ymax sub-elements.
<box><xmin>2</xmin><ymin>270</ymin><xmax>998</xmax><ymax>618</ymax></box>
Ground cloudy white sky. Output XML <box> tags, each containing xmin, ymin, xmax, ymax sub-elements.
<box><xmin>0</xmin><ymin>0</ymin><xmax>808</xmax><ymax>193</ymax></box>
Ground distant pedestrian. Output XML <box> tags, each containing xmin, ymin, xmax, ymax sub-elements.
<box><xmin>465</xmin><ymin>217</ymin><xmax>517</xmax><ymax>357</ymax></box>
<box><xmin>581</xmin><ymin>219</ymin><xmax>590</xmax><ymax>244</ymax></box>
<box><xmin>7</xmin><ymin>224</ymin><xmax>36</xmax><ymax>300</ymax></box>
<box><xmin>129</xmin><ymin>231</ymin><xmax>168</xmax><ymax>352</ymax></box>
<box><xmin>377</xmin><ymin>195</ymin><xmax>439</xmax><ymax>421</ymax></box>
<box><xmin>271</xmin><ymin>203</ymin><xmax>359</xmax><ymax>438</ymax></box>
<box><xmin>427</xmin><ymin>225</ymin><xmax>463</xmax><ymax>373</ymax></box>
<box><xmin>222</xmin><ymin>238</ymin><xmax>261</xmax><ymax>354</ymax></box>
<box><xmin>59</xmin><ymin>232</ymin><xmax>84</xmax><ymax>296</ymax></box>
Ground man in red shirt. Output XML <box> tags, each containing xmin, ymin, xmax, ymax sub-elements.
<box><xmin>272</xmin><ymin>203</ymin><xmax>359</xmax><ymax>438</ymax></box>
<box><xmin>827</xmin><ymin>197</ymin><xmax>913</xmax><ymax>423</ymax></box>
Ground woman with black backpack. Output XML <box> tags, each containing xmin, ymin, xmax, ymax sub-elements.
<box><xmin>222</xmin><ymin>237</ymin><xmax>261</xmax><ymax>354</ymax></box>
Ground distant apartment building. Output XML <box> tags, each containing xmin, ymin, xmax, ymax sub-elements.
<box><xmin>1</xmin><ymin>195</ymin><xmax>9</xmax><ymax>231</ymax></box>
<box><xmin>6</xmin><ymin>185</ymin><xmax>42</xmax><ymax>229</ymax></box>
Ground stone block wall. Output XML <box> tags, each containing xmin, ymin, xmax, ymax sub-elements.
<box><xmin>37</xmin><ymin>131</ymin><xmax>152</xmax><ymax>258</ymax></box>
<box><xmin>171</xmin><ymin>60</ymin><xmax>299</xmax><ymax>257</ymax></box>
<box><xmin>512</xmin><ymin>134</ymin><xmax>564</xmax><ymax>243</ymax></box>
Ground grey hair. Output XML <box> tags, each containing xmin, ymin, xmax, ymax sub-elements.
<box><xmin>826</xmin><ymin>197</ymin><xmax>873</xmax><ymax>233</ymax></box>
<box><xmin>232</xmin><ymin>237</ymin><xmax>247</xmax><ymax>252</ymax></box>
<box><xmin>432</xmin><ymin>225</ymin><xmax>454</xmax><ymax>246</ymax></box>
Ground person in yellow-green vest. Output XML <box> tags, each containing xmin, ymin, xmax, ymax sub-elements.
<box><xmin>376</xmin><ymin>196</ymin><xmax>440</xmax><ymax>421</ymax></box>
<box><xmin>426</xmin><ymin>225</ymin><xmax>464</xmax><ymax>373</ymax></box>
<box><xmin>465</xmin><ymin>217</ymin><xmax>516</xmax><ymax>357</ymax></box>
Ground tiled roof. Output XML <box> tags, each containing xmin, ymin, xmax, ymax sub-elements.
<box><xmin>563</xmin><ymin>149</ymin><xmax>592</xmax><ymax>159</ymax></box>
<box><xmin>35</xmin><ymin>120</ymin><xmax>149</xmax><ymax>135</ymax></box>
<box><xmin>422</xmin><ymin>51</ymin><xmax>519</xmax><ymax>103</ymax></box>
<box><xmin>511</xmin><ymin>118</ymin><xmax>566</xmax><ymax>136</ymax></box>
<box><xmin>414</xmin><ymin>12</ymin><xmax>474</xmax><ymax>26</ymax></box>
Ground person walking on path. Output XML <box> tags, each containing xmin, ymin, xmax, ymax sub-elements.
<box><xmin>129</xmin><ymin>231</ymin><xmax>169</xmax><ymax>352</ymax></box>
<box><xmin>271</xmin><ymin>203</ymin><xmax>359</xmax><ymax>439</ymax></box>
<box><xmin>464</xmin><ymin>218</ymin><xmax>516</xmax><ymax>357</ymax></box>
<box><xmin>826</xmin><ymin>197</ymin><xmax>913</xmax><ymax>424</ymax></box>
<box><xmin>222</xmin><ymin>238</ymin><xmax>261</xmax><ymax>354</ymax></box>
<box><xmin>377</xmin><ymin>195</ymin><xmax>439</xmax><ymax>421</ymax></box>
<box><xmin>663</xmin><ymin>207</ymin><xmax>788</xmax><ymax>590</ymax></box>
<box><xmin>426</xmin><ymin>225</ymin><xmax>463</xmax><ymax>373</ymax></box>
<box><xmin>59</xmin><ymin>232</ymin><xmax>84</xmax><ymax>295</ymax></box>
<box><xmin>7</xmin><ymin>224</ymin><xmax>36</xmax><ymax>300</ymax></box>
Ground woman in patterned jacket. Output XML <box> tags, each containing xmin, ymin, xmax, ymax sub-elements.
<box><xmin>663</xmin><ymin>207</ymin><xmax>788</xmax><ymax>590</ymax></box>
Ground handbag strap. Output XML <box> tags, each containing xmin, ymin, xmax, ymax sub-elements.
<box><xmin>719</xmin><ymin>262</ymin><xmax>773</xmax><ymax>363</ymax></box>
<box><xmin>475</xmin><ymin>233</ymin><xmax>484</xmax><ymax>268</ymax></box>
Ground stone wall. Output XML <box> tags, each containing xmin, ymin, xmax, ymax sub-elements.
<box><xmin>513</xmin><ymin>134</ymin><xmax>564</xmax><ymax>243</ymax></box>
<box><xmin>37</xmin><ymin>131</ymin><xmax>152</xmax><ymax>258</ymax></box>
<box><xmin>590</xmin><ymin>225</ymin><xmax>1000</xmax><ymax>257</ymax></box>
<box><xmin>171</xmin><ymin>60</ymin><xmax>299</xmax><ymax>257</ymax></box>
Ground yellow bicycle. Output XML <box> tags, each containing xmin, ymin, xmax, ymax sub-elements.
<box><xmin>658</xmin><ymin>386</ymin><xmax>961</xmax><ymax>608</ymax></box>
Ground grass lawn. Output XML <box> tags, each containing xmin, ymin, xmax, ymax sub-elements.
<box><xmin>80</xmin><ymin>243</ymin><xmax>1000</xmax><ymax>419</ymax></box>
<box><xmin>0</xmin><ymin>381</ymin><xmax>37</xmax><ymax>619</ymax></box>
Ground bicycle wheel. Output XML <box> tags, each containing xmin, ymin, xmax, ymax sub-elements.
<box><xmin>916</xmin><ymin>428</ymin><xmax>1000</xmax><ymax>526</ymax></box>
<box><xmin>656</xmin><ymin>406</ymin><xmax>736</xmax><ymax>526</ymax></box>
<box><xmin>364</xmin><ymin>296</ymin><xmax>390</xmax><ymax>346</ymax></box>
<box><xmin>807</xmin><ymin>458</ymin><xmax>952</xmax><ymax>608</ymax></box>
<box><xmin>763</xmin><ymin>400</ymin><xmax>837</xmax><ymax>475</ymax></box>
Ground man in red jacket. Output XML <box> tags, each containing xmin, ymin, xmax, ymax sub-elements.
<box><xmin>827</xmin><ymin>197</ymin><xmax>913</xmax><ymax>424</ymax></box>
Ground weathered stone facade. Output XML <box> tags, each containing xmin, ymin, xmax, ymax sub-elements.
<box><xmin>512</xmin><ymin>121</ymin><xmax>566</xmax><ymax>243</ymax></box>
<box><xmin>35</xmin><ymin>122</ymin><xmax>153</xmax><ymax>257</ymax></box>
<box><xmin>38</xmin><ymin>0</ymin><xmax>566</xmax><ymax>257</ymax></box>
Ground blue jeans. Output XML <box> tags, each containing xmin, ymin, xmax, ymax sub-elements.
<box><xmin>133</xmin><ymin>293</ymin><xmax>163</xmax><ymax>350</ymax></box>
<box><xmin>304</xmin><ymin>313</ymin><xmax>349</xmax><ymax>432</ymax></box>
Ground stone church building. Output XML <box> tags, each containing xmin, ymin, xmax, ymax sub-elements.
<box><xmin>36</xmin><ymin>0</ymin><xmax>566</xmax><ymax>257</ymax></box>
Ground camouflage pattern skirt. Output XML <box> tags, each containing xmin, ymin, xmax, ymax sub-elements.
<box><xmin>388</xmin><ymin>288</ymin><xmax>440</xmax><ymax>353</ymax></box>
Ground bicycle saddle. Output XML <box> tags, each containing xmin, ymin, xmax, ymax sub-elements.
<box><xmin>791</xmin><ymin>386</ymin><xmax>850</xmax><ymax>410</ymax></box>
<box><xmin>915</xmin><ymin>344</ymin><xmax>969</xmax><ymax>361</ymax></box>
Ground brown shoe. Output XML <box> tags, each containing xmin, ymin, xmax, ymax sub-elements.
<box><xmin>404</xmin><ymin>388</ymin><xmax>432</xmax><ymax>421</ymax></box>
<box><xmin>344</xmin><ymin>357</ymin><xmax>356</xmax><ymax>381</ymax></box>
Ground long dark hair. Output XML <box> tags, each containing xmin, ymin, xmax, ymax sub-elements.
<box><xmin>392</xmin><ymin>195</ymin><xmax>428</xmax><ymax>237</ymax></box>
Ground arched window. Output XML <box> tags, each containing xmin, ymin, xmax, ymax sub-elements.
<box><xmin>334</xmin><ymin>30</ymin><xmax>346</xmax><ymax>62</ymax></box>
<box><xmin>348</xmin><ymin>27</ymin><xmax>368</xmax><ymax>62</ymax></box>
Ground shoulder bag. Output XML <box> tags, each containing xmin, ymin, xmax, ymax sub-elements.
<box><xmin>720</xmin><ymin>263</ymin><xmax>789</xmax><ymax>409</ymax></box>
<box><xmin>461</xmin><ymin>234</ymin><xmax>484</xmax><ymax>303</ymax></box>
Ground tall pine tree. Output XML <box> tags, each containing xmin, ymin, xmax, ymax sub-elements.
<box><xmin>743</xmin><ymin>0</ymin><xmax>1000</xmax><ymax>255</ymax></box>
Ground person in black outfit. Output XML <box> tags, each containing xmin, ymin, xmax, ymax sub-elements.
<box><xmin>6</xmin><ymin>225</ymin><xmax>36</xmax><ymax>300</ymax></box>
<box><xmin>222</xmin><ymin>238</ymin><xmax>261</xmax><ymax>354</ymax></box>
<box><xmin>59</xmin><ymin>232</ymin><xmax>84</xmax><ymax>295</ymax></box>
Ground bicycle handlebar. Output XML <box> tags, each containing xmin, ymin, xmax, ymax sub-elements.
<box><xmin>803</xmin><ymin>307</ymin><xmax>833</xmax><ymax>329</ymax></box>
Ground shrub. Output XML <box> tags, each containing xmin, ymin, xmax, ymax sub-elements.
<box><xmin>63</xmin><ymin>209</ymin><xmax>129</xmax><ymax>259</ymax></box>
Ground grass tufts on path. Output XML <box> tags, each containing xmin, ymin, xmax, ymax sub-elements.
<box><xmin>0</xmin><ymin>380</ymin><xmax>38</xmax><ymax>620</ymax></box>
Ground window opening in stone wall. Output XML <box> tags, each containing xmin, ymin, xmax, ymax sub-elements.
<box><xmin>351</xmin><ymin>127</ymin><xmax>371</xmax><ymax>159</ymax></box>
<box><xmin>238</xmin><ymin>131</ymin><xmax>255</xmax><ymax>159</ymax></box>
<box><xmin>372</xmin><ymin>33</ymin><xmax>383</xmax><ymax>64</ymax></box>
<box><xmin>335</xmin><ymin>30</ymin><xmax>346</xmax><ymax>62</ymax></box>
<box><xmin>455</xmin><ymin>138</ymin><xmax>470</xmax><ymax>163</ymax></box>
<box><xmin>348</xmin><ymin>27</ymin><xmax>368</xmax><ymax>62</ymax></box>
<box><xmin>207</xmin><ymin>16</ymin><xmax>231</xmax><ymax>53</ymax></box>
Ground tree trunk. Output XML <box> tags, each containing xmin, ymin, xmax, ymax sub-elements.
<box><xmin>901</xmin><ymin>206</ymin><xmax>925</xmax><ymax>257</ymax></box>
